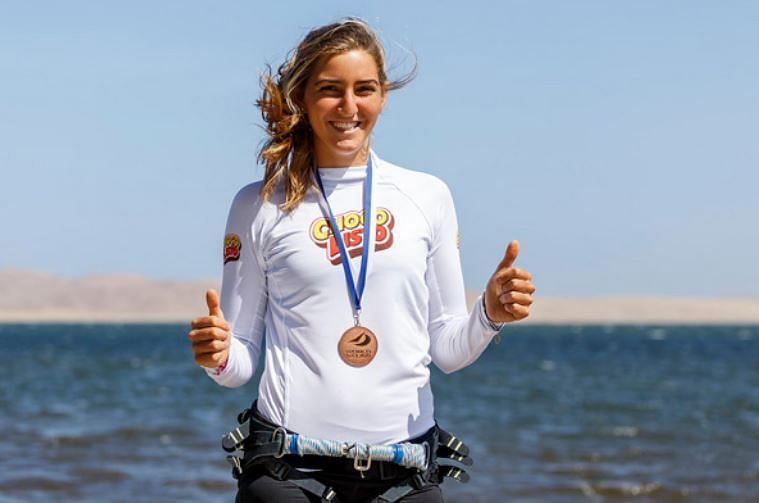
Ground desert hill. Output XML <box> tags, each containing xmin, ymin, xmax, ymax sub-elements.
<box><xmin>1</xmin><ymin>269</ymin><xmax>757</xmax><ymax>324</ymax></box>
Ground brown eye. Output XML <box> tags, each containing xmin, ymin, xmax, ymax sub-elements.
<box><xmin>356</xmin><ymin>86</ymin><xmax>376</xmax><ymax>95</ymax></box>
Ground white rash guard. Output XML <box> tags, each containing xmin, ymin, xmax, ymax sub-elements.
<box><xmin>206</xmin><ymin>152</ymin><xmax>503</xmax><ymax>445</ymax></box>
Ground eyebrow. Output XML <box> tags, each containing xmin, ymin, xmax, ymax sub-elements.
<box><xmin>313</xmin><ymin>79</ymin><xmax>380</xmax><ymax>86</ymax></box>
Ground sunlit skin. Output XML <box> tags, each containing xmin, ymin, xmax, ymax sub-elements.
<box><xmin>302</xmin><ymin>50</ymin><xmax>387</xmax><ymax>168</ymax></box>
<box><xmin>484</xmin><ymin>240</ymin><xmax>536</xmax><ymax>324</ymax></box>
<box><xmin>187</xmin><ymin>53</ymin><xmax>534</xmax><ymax>370</ymax></box>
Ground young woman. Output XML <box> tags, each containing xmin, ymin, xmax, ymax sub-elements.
<box><xmin>188</xmin><ymin>18</ymin><xmax>535</xmax><ymax>503</ymax></box>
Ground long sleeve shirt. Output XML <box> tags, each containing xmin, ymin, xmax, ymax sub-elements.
<box><xmin>205</xmin><ymin>152</ymin><xmax>502</xmax><ymax>445</ymax></box>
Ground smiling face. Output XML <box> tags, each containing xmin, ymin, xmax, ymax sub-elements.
<box><xmin>302</xmin><ymin>49</ymin><xmax>387</xmax><ymax>167</ymax></box>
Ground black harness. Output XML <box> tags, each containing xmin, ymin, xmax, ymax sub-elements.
<box><xmin>222</xmin><ymin>406</ymin><xmax>472</xmax><ymax>503</ymax></box>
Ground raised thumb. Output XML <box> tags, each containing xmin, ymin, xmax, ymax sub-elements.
<box><xmin>498</xmin><ymin>240</ymin><xmax>520</xmax><ymax>269</ymax></box>
<box><xmin>206</xmin><ymin>289</ymin><xmax>223</xmax><ymax>317</ymax></box>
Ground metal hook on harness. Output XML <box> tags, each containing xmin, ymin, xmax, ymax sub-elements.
<box><xmin>353</xmin><ymin>444</ymin><xmax>372</xmax><ymax>472</ymax></box>
<box><xmin>271</xmin><ymin>427</ymin><xmax>288</xmax><ymax>458</ymax></box>
<box><xmin>422</xmin><ymin>441</ymin><xmax>431</xmax><ymax>471</ymax></box>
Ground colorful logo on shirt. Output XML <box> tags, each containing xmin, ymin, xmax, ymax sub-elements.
<box><xmin>223</xmin><ymin>233</ymin><xmax>242</xmax><ymax>264</ymax></box>
<box><xmin>309</xmin><ymin>207</ymin><xmax>395</xmax><ymax>265</ymax></box>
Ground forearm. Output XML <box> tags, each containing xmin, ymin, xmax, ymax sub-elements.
<box><xmin>204</xmin><ymin>335</ymin><xmax>259</xmax><ymax>387</ymax></box>
<box><xmin>429</xmin><ymin>293</ymin><xmax>502</xmax><ymax>374</ymax></box>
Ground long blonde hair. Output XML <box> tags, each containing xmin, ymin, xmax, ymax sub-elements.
<box><xmin>257</xmin><ymin>18</ymin><xmax>415</xmax><ymax>212</ymax></box>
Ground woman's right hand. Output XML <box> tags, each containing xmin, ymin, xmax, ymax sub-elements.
<box><xmin>188</xmin><ymin>289</ymin><xmax>231</xmax><ymax>369</ymax></box>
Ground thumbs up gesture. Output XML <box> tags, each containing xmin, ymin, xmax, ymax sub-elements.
<box><xmin>484</xmin><ymin>240</ymin><xmax>535</xmax><ymax>324</ymax></box>
<box><xmin>188</xmin><ymin>289</ymin><xmax>231</xmax><ymax>369</ymax></box>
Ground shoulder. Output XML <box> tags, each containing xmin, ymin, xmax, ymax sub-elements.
<box><xmin>375</xmin><ymin>155</ymin><xmax>456</xmax><ymax>234</ymax></box>
<box><xmin>226</xmin><ymin>180</ymin><xmax>276</xmax><ymax>228</ymax></box>
<box><xmin>231</xmin><ymin>180</ymin><xmax>264</xmax><ymax>205</ymax></box>
<box><xmin>228</xmin><ymin>179</ymin><xmax>287</xmax><ymax>213</ymax></box>
<box><xmin>376</xmin><ymin>157</ymin><xmax>452</xmax><ymax>200</ymax></box>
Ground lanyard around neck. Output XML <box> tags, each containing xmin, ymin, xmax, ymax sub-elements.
<box><xmin>313</xmin><ymin>154</ymin><xmax>374</xmax><ymax>322</ymax></box>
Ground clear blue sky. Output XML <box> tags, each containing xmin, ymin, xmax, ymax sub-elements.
<box><xmin>1</xmin><ymin>1</ymin><xmax>757</xmax><ymax>296</ymax></box>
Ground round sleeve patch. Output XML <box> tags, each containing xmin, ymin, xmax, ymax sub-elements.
<box><xmin>223</xmin><ymin>233</ymin><xmax>242</xmax><ymax>264</ymax></box>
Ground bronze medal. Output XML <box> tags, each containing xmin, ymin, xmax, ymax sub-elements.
<box><xmin>338</xmin><ymin>325</ymin><xmax>378</xmax><ymax>367</ymax></box>
<box><xmin>315</xmin><ymin>155</ymin><xmax>379</xmax><ymax>368</ymax></box>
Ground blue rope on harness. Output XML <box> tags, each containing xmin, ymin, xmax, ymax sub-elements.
<box><xmin>277</xmin><ymin>432</ymin><xmax>429</xmax><ymax>470</ymax></box>
<box><xmin>289</xmin><ymin>433</ymin><xmax>299</xmax><ymax>456</ymax></box>
<box><xmin>392</xmin><ymin>444</ymin><xmax>403</xmax><ymax>465</ymax></box>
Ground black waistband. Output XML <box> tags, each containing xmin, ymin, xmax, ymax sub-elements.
<box><xmin>243</xmin><ymin>402</ymin><xmax>438</xmax><ymax>481</ymax></box>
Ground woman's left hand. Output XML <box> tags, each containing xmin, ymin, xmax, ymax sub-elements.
<box><xmin>484</xmin><ymin>240</ymin><xmax>535</xmax><ymax>324</ymax></box>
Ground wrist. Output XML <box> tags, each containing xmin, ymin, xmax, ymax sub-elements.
<box><xmin>480</xmin><ymin>293</ymin><xmax>504</xmax><ymax>330</ymax></box>
<box><xmin>213</xmin><ymin>356</ymin><xmax>228</xmax><ymax>376</ymax></box>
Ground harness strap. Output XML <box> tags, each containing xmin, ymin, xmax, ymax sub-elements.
<box><xmin>437</xmin><ymin>464</ymin><xmax>470</xmax><ymax>483</ymax></box>
<box><xmin>371</xmin><ymin>473</ymin><xmax>426</xmax><ymax>503</ymax></box>
<box><xmin>372</xmin><ymin>481</ymin><xmax>415</xmax><ymax>503</ymax></box>
<box><xmin>437</xmin><ymin>430</ymin><xmax>469</xmax><ymax>456</ymax></box>
<box><xmin>289</xmin><ymin>479</ymin><xmax>338</xmax><ymax>503</ymax></box>
<box><xmin>437</xmin><ymin>449</ymin><xmax>473</xmax><ymax>466</ymax></box>
<box><xmin>435</xmin><ymin>429</ymin><xmax>473</xmax><ymax>466</ymax></box>
<box><xmin>223</xmin><ymin>409</ymin><xmax>472</xmax><ymax>503</ymax></box>
<box><xmin>223</xmin><ymin>427</ymin><xmax>286</xmax><ymax>454</ymax></box>
<box><xmin>264</xmin><ymin>459</ymin><xmax>339</xmax><ymax>502</ymax></box>
<box><xmin>222</xmin><ymin>421</ymin><xmax>250</xmax><ymax>452</ymax></box>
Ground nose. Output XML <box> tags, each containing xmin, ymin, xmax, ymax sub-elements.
<box><xmin>338</xmin><ymin>90</ymin><xmax>358</xmax><ymax>116</ymax></box>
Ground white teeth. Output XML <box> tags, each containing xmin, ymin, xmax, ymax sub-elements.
<box><xmin>331</xmin><ymin>121</ymin><xmax>360</xmax><ymax>131</ymax></box>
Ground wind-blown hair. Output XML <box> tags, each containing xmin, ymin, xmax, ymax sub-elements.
<box><xmin>257</xmin><ymin>18</ymin><xmax>415</xmax><ymax>212</ymax></box>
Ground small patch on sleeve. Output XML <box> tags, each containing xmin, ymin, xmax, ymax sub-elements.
<box><xmin>223</xmin><ymin>233</ymin><xmax>242</xmax><ymax>264</ymax></box>
<box><xmin>456</xmin><ymin>230</ymin><xmax>461</xmax><ymax>250</ymax></box>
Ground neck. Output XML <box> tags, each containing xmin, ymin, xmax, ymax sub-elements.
<box><xmin>314</xmin><ymin>144</ymin><xmax>370</xmax><ymax>168</ymax></box>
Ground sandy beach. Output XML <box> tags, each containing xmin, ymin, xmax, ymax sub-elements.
<box><xmin>1</xmin><ymin>269</ymin><xmax>757</xmax><ymax>324</ymax></box>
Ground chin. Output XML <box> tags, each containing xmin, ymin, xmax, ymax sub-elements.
<box><xmin>332</xmin><ymin>144</ymin><xmax>366</xmax><ymax>159</ymax></box>
<box><xmin>316</xmin><ymin>136</ymin><xmax>371</xmax><ymax>166</ymax></box>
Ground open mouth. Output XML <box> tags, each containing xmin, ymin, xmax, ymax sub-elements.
<box><xmin>330</xmin><ymin>121</ymin><xmax>361</xmax><ymax>133</ymax></box>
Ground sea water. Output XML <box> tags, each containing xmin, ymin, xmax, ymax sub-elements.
<box><xmin>1</xmin><ymin>324</ymin><xmax>757</xmax><ymax>502</ymax></box>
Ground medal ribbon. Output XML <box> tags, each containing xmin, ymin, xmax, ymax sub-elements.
<box><xmin>314</xmin><ymin>154</ymin><xmax>373</xmax><ymax>324</ymax></box>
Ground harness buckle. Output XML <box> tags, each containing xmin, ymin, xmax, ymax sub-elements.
<box><xmin>322</xmin><ymin>487</ymin><xmax>338</xmax><ymax>502</ymax></box>
<box><xmin>266</xmin><ymin>459</ymin><xmax>291</xmax><ymax>481</ymax></box>
<box><xmin>353</xmin><ymin>445</ymin><xmax>372</xmax><ymax>472</ymax></box>
<box><xmin>222</xmin><ymin>426</ymin><xmax>246</xmax><ymax>452</ymax></box>
<box><xmin>271</xmin><ymin>427</ymin><xmax>288</xmax><ymax>458</ymax></box>
<box><xmin>226</xmin><ymin>455</ymin><xmax>243</xmax><ymax>478</ymax></box>
<box><xmin>411</xmin><ymin>472</ymin><xmax>427</xmax><ymax>490</ymax></box>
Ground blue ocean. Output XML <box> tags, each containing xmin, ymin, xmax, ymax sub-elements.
<box><xmin>1</xmin><ymin>324</ymin><xmax>757</xmax><ymax>502</ymax></box>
